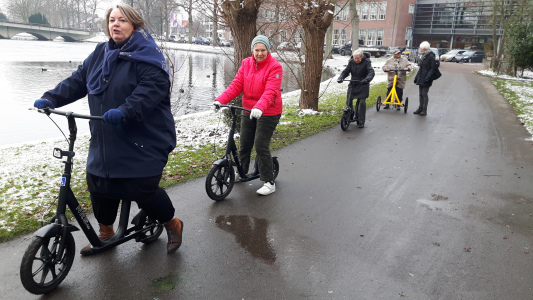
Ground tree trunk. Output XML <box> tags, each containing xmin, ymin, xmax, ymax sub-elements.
<box><xmin>350</xmin><ymin>0</ymin><xmax>359</xmax><ymax>50</ymax></box>
<box><xmin>212</xmin><ymin>2</ymin><xmax>218</xmax><ymax>47</ymax></box>
<box><xmin>220</xmin><ymin>0</ymin><xmax>262</xmax><ymax>72</ymax></box>
<box><xmin>297</xmin><ymin>2</ymin><xmax>334</xmax><ymax>110</ymax></box>
<box><xmin>301</xmin><ymin>27</ymin><xmax>328</xmax><ymax>110</ymax></box>
<box><xmin>324</xmin><ymin>22</ymin><xmax>333</xmax><ymax>60</ymax></box>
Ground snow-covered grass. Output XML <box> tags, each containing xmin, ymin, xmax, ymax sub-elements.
<box><xmin>1</xmin><ymin>51</ymin><xmax>531</xmax><ymax>241</ymax></box>
<box><xmin>478</xmin><ymin>69</ymin><xmax>533</xmax><ymax>135</ymax></box>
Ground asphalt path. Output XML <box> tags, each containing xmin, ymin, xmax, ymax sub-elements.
<box><xmin>1</xmin><ymin>62</ymin><xmax>533</xmax><ymax>299</ymax></box>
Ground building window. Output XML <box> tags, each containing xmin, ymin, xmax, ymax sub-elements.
<box><xmin>409</xmin><ymin>4</ymin><xmax>415</xmax><ymax>14</ymax></box>
<box><xmin>376</xmin><ymin>29</ymin><xmax>384</xmax><ymax>45</ymax></box>
<box><xmin>340</xmin><ymin>29</ymin><xmax>346</xmax><ymax>45</ymax></box>
<box><xmin>359</xmin><ymin>29</ymin><xmax>367</xmax><ymax>45</ymax></box>
<box><xmin>280</xmin><ymin>31</ymin><xmax>286</xmax><ymax>43</ymax></box>
<box><xmin>369</xmin><ymin>2</ymin><xmax>378</xmax><ymax>20</ymax></box>
<box><xmin>367</xmin><ymin>29</ymin><xmax>375</xmax><ymax>45</ymax></box>
<box><xmin>379</xmin><ymin>2</ymin><xmax>387</xmax><ymax>20</ymax></box>
<box><xmin>334</xmin><ymin>5</ymin><xmax>349</xmax><ymax>21</ymax></box>
<box><xmin>361</xmin><ymin>3</ymin><xmax>369</xmax><ymax>20</ymax></box>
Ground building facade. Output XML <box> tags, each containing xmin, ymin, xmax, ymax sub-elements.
<box><xmin>411</xmin><ymin>0</ymin><xmax>504</xmax><ymax>52</ymax></box>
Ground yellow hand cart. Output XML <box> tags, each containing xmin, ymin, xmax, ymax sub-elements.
<box><xmin>376</xmin><ymin>69</ymin><xmax>409</xmax><ymax>113</ymax></box>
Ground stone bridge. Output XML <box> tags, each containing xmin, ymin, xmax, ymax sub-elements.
<box><xmin>0</xmin><ymin>20</ymin><xmax>97</xmax><ymax>41</ymax></box>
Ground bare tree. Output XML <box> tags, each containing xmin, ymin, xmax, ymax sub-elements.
<box><xmin>287</xmin><ymin>0</ymin><xmax>335</xmax><ymax>110</ymax></box>
<box><xmin>218</xmin><ymin>0</ymin><xmax>263</xmax><ymax>71</ymax></box>
<box><xmin>7</xmin><ymin>0</ymin><xmax>39</xmax><ymax>22</ymax></box>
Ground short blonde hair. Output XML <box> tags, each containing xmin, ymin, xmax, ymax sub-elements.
<box><xmin>104</xmin><ymin>4</ymin><xmax>145</xmax><ymax>37</ymax></box>
<box><xmin>419</xmin><ymin>41</ymin><xmax>431</xmax><ymax>50</ymax></box>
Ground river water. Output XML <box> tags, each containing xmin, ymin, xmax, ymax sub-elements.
<box><xmin>0</xmin><ymin>39</ymin><xmax>332</xmax><ymax>147</ymax></box>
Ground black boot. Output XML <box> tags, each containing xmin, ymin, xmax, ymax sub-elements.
<box><xmin>420</xmin><ymin>109</ymin><xmax>427</xmax><ymax>116</ymax></box>
<box><xmin>413</xmin><ymin>107</ymin><xmax>423</xmax><ymax>114</ymax></box>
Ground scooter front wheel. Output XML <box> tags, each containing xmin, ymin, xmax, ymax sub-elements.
<box><xmin>340</xmin><ymin>109</ymin><xmax>351</xmax><ymax>131</ymax></box>
<box><xmin>139</xmin><ymin>217</ymin><xmax>163</xmax><ymax>244</ymax></box>
<box><xmin>20</xmin><ymin>233</ymin><xmax>75</xmax><ymax>295</ymax></box>
<box><xmin>206</xmin><ymin>163</ymin><xmax>235</xmax><ymax>201</ymax></box>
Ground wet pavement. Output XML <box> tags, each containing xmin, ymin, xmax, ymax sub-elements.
<box><xmin>1</xmin><ymin>62</ymin><xmax>533</xmax><ymax>299</ymax></box>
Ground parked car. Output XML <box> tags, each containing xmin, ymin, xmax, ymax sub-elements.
<box><xmin>217</xmin><ymin>38</ymin><xmax>231</xmax><ymax>47</ymax></box>
<box><xmin>176</xmin><ymin>35</ymin><xmax>187</xmax><ymax>43</ymax></box>
<box><xmin>440</xmin><ymin>49</ymin><xmax>466</xmax><ymax>62</ymax></box>
<box><xmin>277</xmin><ymin>42</ymin><xmax>296</xmax><ymax>51</ymax></box>
<box><xmin>455</xmin><ymin>50</ymin><xmax>485</xmax><ymax>63</ymax></box>
<box><xmin>195</xmin><ymin>37</ymin><xmax>210</xmax><ymax>45</ymax></box>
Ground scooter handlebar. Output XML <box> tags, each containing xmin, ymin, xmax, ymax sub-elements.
<box><xmin>38</xmin><ymin>107</ymin><xmax>104</xmax><ymax>121</ymax></box>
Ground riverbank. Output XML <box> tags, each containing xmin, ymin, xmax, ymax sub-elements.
<box><xmin>1</xmin><ymin>53</ymin><xmax>532</xmax><ymax>241</ymax></box>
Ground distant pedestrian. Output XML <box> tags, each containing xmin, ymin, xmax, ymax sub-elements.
<box><xmin>413</xmin><ymin>41</ymin><xmax>438</xmax><ymax>116</ymax></box>
<box><xmin>337</xmin><ymin>49</ymin><xmax>375</xmax><ymax>128</ymax></box>
<box><xmin>382</xmin><ymin>49</ymin><xmax>412</xmax><ymax>110</ymax></box>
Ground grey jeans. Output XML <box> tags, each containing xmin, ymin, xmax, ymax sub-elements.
<box><xmin>239</xmin><ymin>113</ymin><xmax>281</xmax><ymax>182</ymax></box>
<box><xmin>418</xmin><ymin>86</ymin><xmax>430</xmax><ymax>109</ymax></box>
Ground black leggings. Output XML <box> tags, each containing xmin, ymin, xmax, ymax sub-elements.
<box><xmin>86</xmin><ymin>173</ymin><xmax>175</xmax><ymax>225</ymax></box>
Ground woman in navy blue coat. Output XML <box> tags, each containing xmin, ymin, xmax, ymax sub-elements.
<box><xmin>34</xmin><ymin>4</ymin><xmax>183</xmax><ymax>255</ymax></box>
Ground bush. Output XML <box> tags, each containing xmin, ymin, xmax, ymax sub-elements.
<box><xmin>28</xmin><ymin>13</ymin><xmax>48</xmax><ymax>25</ymax></box>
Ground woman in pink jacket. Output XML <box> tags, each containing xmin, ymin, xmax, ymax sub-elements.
<box><xmin>213</xmin><ymin>35</ymin><xmax>283</xmax><ymax>196</ymax></box>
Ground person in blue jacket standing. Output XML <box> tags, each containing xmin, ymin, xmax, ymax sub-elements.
<box><xmin>34</xmin><ymin>4</ymin><xmax>183</xmax><ymax>255</ymax></box>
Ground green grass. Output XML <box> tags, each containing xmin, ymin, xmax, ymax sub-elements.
<box><xmin>0</xmin><ymin>78</ymin><xmax>389</xmax><ymax>242</ymax></box>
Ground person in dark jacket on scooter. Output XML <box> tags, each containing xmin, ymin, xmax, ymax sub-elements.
<box><xmin>337</xmin><ymin>49</ymin><xmax>375</xmax><ymax>128</ymax></box>
<box><xmin>34</xmin><ymin>4</ymin><xmax>183</xmax><ymax>255</ymax></box>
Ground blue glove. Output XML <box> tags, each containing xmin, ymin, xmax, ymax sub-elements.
<box><xmin>103</xmin><ymin>109</ymin><xmax>124</xmax><ymax>125</ymax></box>
<box><xmin>34</xmin><ymin>99</ymin><xmax>55</xmax><ymax>109</ymax></box>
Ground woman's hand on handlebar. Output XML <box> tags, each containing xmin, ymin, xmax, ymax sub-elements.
<box><xmin>212</xmin><ymin>101</ymin><xmax>222</xmax><ymax>112</ymax></box>
<box><xmin>250</xmin><ymin>108</ymin><xmax>262</xmax><ymax>120</ymax></box>
<box><xmin>103</xmin><ymin>109</ymin><xmax>124</xmax><ymax>125</ymax></box>
<box><xmin>34</xmin><ymin>98</ymin><xmax>55</xmax><ymax>109</ymax></box>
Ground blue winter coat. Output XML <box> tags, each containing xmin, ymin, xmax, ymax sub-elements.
<box><xmin>42</xmin><ymin>41</ymin><xmax>176</xmax><ymax>178</ymax></box>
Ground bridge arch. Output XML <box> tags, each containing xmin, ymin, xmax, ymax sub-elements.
<box><xmin>24</xmin><ymin>32</ymin><xmax>48</xmax><ymax>41</ymax></box>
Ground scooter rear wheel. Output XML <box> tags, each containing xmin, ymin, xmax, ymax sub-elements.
<box><xmin>20</xmin><ymin>233</ymin><xmax>75</xmax><ymax>295</ymax></box>
<box><xmin>376</xmin><ymin>96</ymin><xmax>382</xmax><ymax>111</ymax></box>
<box><xmin>272</xmin><ymin>158</ymin><xmax>280</xmax><ymax>180</ymax></box>
<box><xmin>206</xmin><ymin>163</ymin><xmax>235</xmax><ymax>201</ymax></box>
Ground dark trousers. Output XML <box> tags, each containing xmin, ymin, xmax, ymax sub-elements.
<box><xmin>239</xmin><ymin>113</ymin><xmax>280</xmax><ymax>182</ymax></box>
<box><xmin>387</xmin><ymin>86</ymin><xmax>404</xmax><ymax>103</ymax></box>
<box><xmin>86</xmin><ymin>172</ymin><xmax>175</xmax><ymax>225</ymax></box>
<box><xmin>418</xmin><ymin>86</ymin><xmax>430</xmax><ymax>109</ymax></box>
<box><xmin>346</xmin><ymin>97</ymin><xmax>367</xmax><ymax>123</ymax></box>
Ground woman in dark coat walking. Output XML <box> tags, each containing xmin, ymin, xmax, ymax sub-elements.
<box><xmin>413</xmin><ymin>41</ymin><xmax>438</xmax><ymax>116</ymax></box>
<box><xmin>337</xmin><ymin>49</ymin><xmax>375</xmax><ymax>128</ymax></box>
<box><xmin>33</xmin><ymin>4</ymin><xmax>183</xmax><ymax>255</ymax></box>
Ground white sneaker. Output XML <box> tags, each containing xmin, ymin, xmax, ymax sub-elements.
<box><xmin>257</xmin><ymin>182</ymin><xmax>275</xmax><ymax>196</ymax></box>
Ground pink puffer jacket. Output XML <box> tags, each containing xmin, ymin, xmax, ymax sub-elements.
<box><xmin>215</xmin><ymin>52</ymin><xmax>283</xmax><ymax>116</ymax></box>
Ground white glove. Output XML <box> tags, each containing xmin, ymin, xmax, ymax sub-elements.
<box><xmin>250</xmin><ymin>108</ymin><xmax>263</xmax><ymax>119</ymax></box>
<box><xmin>212</xmin><ymin>101</ymin><xmax>221</xmax><ymax>112</ymax></box>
